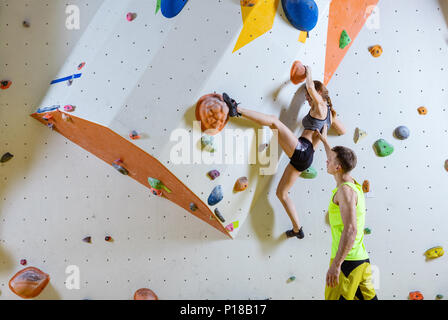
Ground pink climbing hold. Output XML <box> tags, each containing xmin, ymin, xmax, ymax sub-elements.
<box><xmin>127</xmin><ymin>12</ymin><xmax>136</xmax><ymax>21</ymax></box>
<box><xmin>225</xmin><ymin>223</ymin><xmax>234</xmax><ymax>232</ymax></box>
<box><xmin>64</xmin><ymin>105</ymin><xmax>75</xmax><ymax>112</ymax></box>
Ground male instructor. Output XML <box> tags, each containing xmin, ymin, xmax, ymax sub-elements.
<box><xmin>314</xmin><ymin>126</ymin><xmax>378</xmax><ymax>300</ymax></box>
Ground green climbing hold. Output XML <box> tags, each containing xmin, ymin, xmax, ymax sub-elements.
<box><xmin>339</xmin><ymin>30</ymin><xmax>351</xmax><ymax>49</ymax></box>
<box><xmin>148</xmin><ymin>177</ymin><xmax>172</xmax><ymax>193</ymax></box>
<box><xmin>300</xmin><ymin>166</ymin><xmax>317</xmax><ymax>179</ymax></box>
<box><xmin>373</xmin><ymin>139</ymin><xmax>394</xmax><ymax>157</ymax></box>
<box><xmin>436</xmin><ymin>294</ymin><xmax>444</xmax><ymax>300</ymax></box>
<box><xmin>364</xmin><ymin>228</ymin><xmax>371</xmax><ymax>235</ymax></box>
<box><xmin>155</xmin><ymin>0</ymin><xmax>161</xmax><ymax>14</ymax></box>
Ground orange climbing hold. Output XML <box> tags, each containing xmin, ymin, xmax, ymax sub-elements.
<box><xmin>290</xmin><ymin>61</ymin><xmax>306</xmax><ymax>85</ymax></box>
<box><xmin>1</xmin><ymin>80</ymin><xmax>12</xmax><ymax>90</ymax></box>
<box><xmin>234</xmin><ymin>177</ymin><xmax>249</xmax><ymax>192</ymax></box>
<box><xmin>9</xmin><ymin>267</ymin><xmax>50</xmax><ymax>299</ymax></box>
<box><xmin>409</xmin><ymin>291</ymin><xmax>424</xmax><ymax>300</ymax></box>
<box><xmin>195</xmin><ymin>94</ymin><xmax>229</xmax><ymax>136</ymax></box>
<box><xmin>369</xmin><ymin>45</ymin><xmax>383</xmax><ymax>57</ymax></box>
<box><xmin>417</xmin><ymin>106</ymin><xmax>427</xmax><ymax>115</ymax></box>
<box><xmin>134</xmin><ymin>288</ymin><xmax>159</xmax><ymax>300</ymax></box>
<box><xmin>362</xmin><ymin>180</ymin><xmax>370</xmax><ymax>193</ymax></box>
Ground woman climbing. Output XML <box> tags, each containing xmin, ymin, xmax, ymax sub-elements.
<box><xmin>223</xmin><ymin>66</ymin><xmax>346</xmax><ymax>239</ymax></box>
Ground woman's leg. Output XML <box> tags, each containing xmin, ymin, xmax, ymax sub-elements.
<box><xmin>238</xmin><ymin>107</ymin><xmax>298</xmax><ymax>158</ymax></box>
<box><xmin>276</xmin><ymin>163</ymin><xmax>303</xmax><ymax>232</ymax></box>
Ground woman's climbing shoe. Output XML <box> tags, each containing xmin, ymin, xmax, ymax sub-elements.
<box><xmin>286</xmin><ymin>227</ymin><xmax>304</xmax><ymax>239</ymax></box>
<box><xmin>222</xmin><ymin>92</ymin><xmax>242</xmax><ymax>117</ymax></box>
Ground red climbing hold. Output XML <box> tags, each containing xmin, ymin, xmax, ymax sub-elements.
<box><xmin>20</xmin><ymin>259</ymin><xmax>27</xmax><ymax>266</ymax></box>
<box><xmin>1</xmin><ymin>80</ymin><xmax>12</xmax><ymax>90</ymax></box>
<box><xmin>77</xmin><ymin>62</ymin><xmax>86</xmax><ymax>70</ymax></box>
<box><xmin>127</xmin><ymin>12</ymin><xmax>137</xmax><ymax>21</ymax></box>
<box><xmin>105</xmin><ymin>236</ymin><xmax>112</xmax><ymax>242</ymax></box>
<box><xmin>134</xmin><ymin>288</ymin><xmax>158</xmax><ymax>300</ymax></box>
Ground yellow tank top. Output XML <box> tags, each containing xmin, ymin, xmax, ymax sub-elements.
<box><xmin>328</xmin><ymin>181</ymin><xmax>369</xmax><ymax>261</ymax></box>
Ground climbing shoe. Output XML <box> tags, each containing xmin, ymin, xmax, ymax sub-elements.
<box><xmin>222</xmin><ymin>92</ymin><xmax>241</xmax><ymax>117</ymax></box>
<box><xmin>286</xmin><ymin>227</ymin><xmax>304</xmax><ymax>239</ymax></box>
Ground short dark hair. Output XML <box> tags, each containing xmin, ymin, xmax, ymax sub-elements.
<box><xmin>332</xmin><ymin>146</ymin><xmax>357</xmax><ymax>172</ymax></box>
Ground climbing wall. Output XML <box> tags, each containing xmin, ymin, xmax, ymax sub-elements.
<box><xmin>0</xmin><ymin>0</ymin><xmax>447</xmax><ymax>300</ymax></box>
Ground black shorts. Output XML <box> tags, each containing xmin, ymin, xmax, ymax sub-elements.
<box><xmin>289</xmin><ymin>137</ymin><xmax>314</xmax><ymax>172</ymax></box>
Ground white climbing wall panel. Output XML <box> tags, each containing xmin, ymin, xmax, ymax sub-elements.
<box><xmin>0</xmin><ymin>0</ymin><xmax>447</xmax><ymax>300</ymax></box>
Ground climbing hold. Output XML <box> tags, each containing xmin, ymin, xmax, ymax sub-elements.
<box><xmin>189</xmin><ymin>202</ymin><xmax>198</xmax><ymax>212</ymax></box>
<box><xmin>417</xmin><ymin>106</ymin><xmax>427</xmax><ymax>115</ymax></box>
<box><xmin>64</xmin><ymin>105</ymin><xmax>76</xmax><ymax>112</ymax></box>
<box><xmin>290</xmin><ymin>60</ymin><xmax>306</xmax><ymax>85</ymax></box>
<box><xmin>42</xmin><ymin>113</ymin><xmax>53</xmax><ymax>121</ymax></box>
<box><xmin>1</xmin><ymin>80</ymin><xmax>12</xmax><ymax>90</ymax></box>
<box><xmin>196</xmin><ymin>94</ymin><xmax>229</xmax><ymax>136</ymax></box>
<box><xmin>300</xmin><ymin>166</ymin><xmax>317</xmax><ymax>179</ymax></box>
<box><xmin>1</xmin><ymin>152</ymin><xmax>14</xmax><ymax>163</ymax></box>
<box><xmin>160</xmin><ymin>0</ymin><xmax>189</xmax><ymax>18</ymax></box>
<box><xmin>62</xmin><ymin>113</ymin><xmax>71</xmax><ymax>122</ymax></box>
<box><xmin>436</xmin><ymin>294</ymin><xmax>444</xmax><ymax>300</ymax></box>
<box><xmin>148</xmin><ymin>177</ymin><xmax>172</xmax><ymax>193</ymax></box>
<box><xmin>9</xmin><ymin>267</ymin><xmax>50</xmax><ymax>299</ymax></box>
<box><xmin>214</xmin><ymin>208</ymin><xmax>225</xmax><ymax>223</ymax></box>
<box><xmin>339</xmin><ymin>30</ymin><xmax>351</xmax><ymax>49</ymax></box>
<box><xmin>369</xmin><ymin>45</ymin><xmax>383</xmax><ymax>57</ymax></box>
<box><xmin>126</xmin><ymin>12</ymin><xmax>137</xmax><ymax>21</ymax></box>
<box><xmin>150</xmin><ymin>187</ymin><xmax>163</xmax><ymax>197</ymax></box>
<box><xmin>394</xmin><ymin>126</ymin><xmax>410</xmax><ymax>140</ymax></box>
<box><xmin>113</xmin><ymin>160</ymin><xmax>129</xmax><ymax>175</ymax></box>
<box><xmin>207</xmin><ymin>170</ymin><xmax>220</xmax><ymax>180</ymax></box>
<box><xmin>373</xmin><ymin>139</ymin><xmax>394</xmax><ymax>157</ymax></box>
<box><xmin>22</xmin><ymin>20</ymin><xmax>30</xmax><ymax>28</ymax></box>
<box><xmin>37</xmin><ymin>105</ymin><xmax>60</xmax><ymax>113</ymax></box>
<box><xmin>77</xmin><ymin>62</ymin><xmax>86</xmax><ymax>70</ymax></box>
<box><xmin>409</xmin><ymin>291</ymin><xmax>424</xmax><ymax>300</ymax></box>
<box><xmin>47</xmin><ymin>123</ymin><xmax>54</xmax><ymax>130</ymax></box>
<box><xmin>225</xmin><ymin>222</ymin><xmax>235</xmax><ymax>232</ymax></box>
<box><xmin>134</xmin><ymin>288</ymin><xmax>158</xmax><ymax>300</ymax></box>
<box><xmin>364</xmin><ymin>228</ymin><xmax>371</xmax><ymax>235</ymax></box>
<box><xmin>281</xmin><ymin>0</ymin><xmax>319</xmax><ymax>32</ymax></box>
<box><xmin>241</xmin><ymin>0</ymin><xmax>259</xmax><ymax>7</ymax></box>
<box><xmin>208</xmin><ymin>185</ymin><xmax>223</xmax><ymax>206</ymax></box>
<box><xmin>20</xmin><ymin>259</ymin><xmax>27</xmax><ymax>266</ymax></box>
<box><xmin>129</xmin><ymin>130</ymin><xmax>141</xmax><ymax>140</ymax></box>
<box><xmin>105</xmin><ymin>236</ymin><xmax>112</xmax><ymax>242</ymax></box>
<box><xmin>234</xmin><ymin>177</ymin><xmax>249</xmax><ymax>192</ymax></box>
<box><xmin>445</xmin><ymin>160</ymin><xmax>448</xmax><ymax>172</ymax></box>
<box><xmin>82</xmin><ymin>236</ymin><xmax>92</xmax><ymax>243</ymax></box>
<box><xmin>201</xmin><ymin>135</ymin><xmax>217</xmax><ymax>153</ymax></box>
<box><xmin>354</xmin><ymin>127</ymin><xmax>367</xmax><ymax>144</ymax></box>
<box><xmin>362</xmin><ymin>180</ymin><xmax>370</xmax><ymax>193</ymax></box>
<box><xmin>288</xmin><ymin>276</ymin><xmax>296</xmax><ymax>282</ymax></box>
<box><xmin>424</xmin><ymin>246</ymin><xmax>444</xmax><ymax>259</ymax></box>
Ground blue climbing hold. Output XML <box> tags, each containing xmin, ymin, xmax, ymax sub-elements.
<box><xmin>161</xmin><ymin>0</ymin><xmax>189</xmax><ymax>19</ymax></box>
<box><xmin>394</xmin><ymin>126</ymin><xmax>410</xmax><ymax>140</ymax></box>
<box><xmin>208</xmin><ymin>185</ymin><xmax>223</xmax><ymax>206</ymax></box>
<box><xmin>281</xmin><ymin>0</ymin><xmax>319</xmax><ymax>32</ymax></box>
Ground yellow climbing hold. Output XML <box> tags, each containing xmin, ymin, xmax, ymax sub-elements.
<box><xmin>233</xmin><ymin>0</ymin><xmax>280</xmax><ymax>52</ymax></box>
<box><xmin>424</xmin><ymin>246</ymin><xmax>444</xmax><ymax>259</ymax></box>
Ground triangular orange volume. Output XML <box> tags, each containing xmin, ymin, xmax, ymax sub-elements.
<box><xmin>324</xmin><ymin>0</ymin><xmax>379</xmax><ymax>85</ymax></box>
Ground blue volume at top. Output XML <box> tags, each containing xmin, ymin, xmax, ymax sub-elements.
<box><xmin>281</xmin><ymin>0</ymin><xmax>319</xmax><ymax>32</ymax></box>
<box><xmin>161</xmin><ymin>0</ymin><xmax>189</xmax><ymax>19</ymax></box>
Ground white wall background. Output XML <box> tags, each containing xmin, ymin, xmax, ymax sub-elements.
<box><xmin>0</xmin><ymin>0</ymin><xmax>447</xmax><ymax>300</ymax></box>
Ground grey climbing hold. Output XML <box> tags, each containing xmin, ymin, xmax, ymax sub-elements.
<box><xmin>354</xmin><ymin>127</ymin><xmax>367</xmax><ymax>143</ymax></box>
<box><xmin>201</xmin><ymin>135</ymin><xmax>216</xmax><ymax>152</ymax></box>
<box><xmin>208</xmin><ymin>185</ymin><xmax>223</xmax><ymax>206</ymax></box>
<box><xmin>394</xmin><ymin>126</ymin><xmax>410</xmax><ymax>140</ymax></box>
<box><xmin>1</xmin><ymin>152</ymin><xmax>14</xmax><ymax>163</ymax></box>
<box><xmin>214</xmin><ymin>208</ymin><xmax>225</xmax><ymax>223</ymax></box>
<box><xmin>189</xmin><ymin>202</ymin><xmax>198</xmax><ymax>212</ymax></box>
<box><xmin>373</xmin><ymin>139</ymin><xmax>394</xmax><ymax>157</ymax></box>
<box><xmin>113</xmin><ymin>160</ymin><xmax>129</xmax><ymax>175</ymax></box>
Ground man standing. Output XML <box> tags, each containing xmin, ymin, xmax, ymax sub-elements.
<box><xmin>314</xmin><ymin>126</ymin><xmax>377</xmax><ymax>300</ymax></box>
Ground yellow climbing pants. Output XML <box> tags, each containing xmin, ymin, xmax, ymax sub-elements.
<box><xmin>325</xmin><ymin>259</ymin><xmax>377</xmax><ymax>300</ymax></box>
